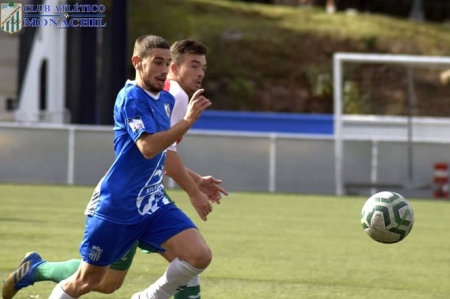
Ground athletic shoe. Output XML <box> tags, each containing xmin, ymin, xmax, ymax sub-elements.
<box><xmin>2</xmin><ymin>252</ymin><xmax>45</xmax><ymax>299</ymax></box>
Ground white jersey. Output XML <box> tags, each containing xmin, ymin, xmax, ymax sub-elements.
<box><xmin>164</xmin><ymin>80</ymin><xmax>189</xmax><ymax>151</ymax></box>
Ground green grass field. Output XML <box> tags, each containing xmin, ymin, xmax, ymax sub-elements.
<box><xmin>1</xmin><ymin>184</ymin><xmax>449</xmax><ymax>299</ymax></box>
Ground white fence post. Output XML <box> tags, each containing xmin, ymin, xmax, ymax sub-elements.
<box><xmin>67</xmin><ymin>126</ymin><xmax>75</xmax><ymax>185</ymax></box>
<box><xmin>269</xmin><ymin>133</ymin><xmax>277</xmax><ymax>193</ymax></box>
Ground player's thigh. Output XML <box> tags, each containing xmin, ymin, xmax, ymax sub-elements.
<box><xmin>110</xmin><ymin>241</ymin><xmax>139</xmax><ymax>271</ymax></box>
<box><xmin>163</xmin><ymin>228</ymin><xmax>212</xmax><ymax>267</ymax></box>
<box><xmin>162</xmin><ymin>228</ymin><xmax>210</xmax><ymax>254</ymax></box>
<box><xmin>95</xmin><ymin>268</ymin><xmax>129</xmax><ymax>293</ymax></box>
<box><xmin>63</xmin><ymin>261</ymin><xmax>109</xmax><ymax>296</ymax></box>
<box><xmin>139</xmin><ymin>203</ymin><xmax>198</xmax><ymax>253</ymax></box>
<box><xmin>137</xmin><ymin>239</ymin><xmax>182</xmax><ymax>263</ymax></box>
<box><xmin>159</xmin><ymin>248</ymin><xmax>175</xmax><ymax>262</ymax></box>
<box><xmin>139</xmin><ymin>204</ymin><xmax>211</xmax><ymax>267</ymax></box>
<box><xmin>95</xmin><ymin>241</ymin><xmax>138</xmax><ymax>293</ymax></box>
<box><xmin>138</xmin><ymin>240</ymin><xmax>173</xmax><ymax>262</ymax></box>
<box><xmin>142</xmin><ymin>229</ymin><xmax>211</xmax><ymax>268</ymax></box>
<box><xmin>75</xmin><ymin>260</ymin><xmax>109</xmax><ymax>282</ymax></box>
<box><xmin>80</xmin><ymin>216</ymin><xmax>139</xmax><ymax>266</ymax></box>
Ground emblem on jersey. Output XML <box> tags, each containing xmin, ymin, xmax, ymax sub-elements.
<box><xmin>89</xmin><ymin>245</ymin><xmax>103</xmax><ymax>262</ymax></box>
<box><xmin>136</xmin><ymin>168</ymin><xmax>168</xmax><ymax>215</ymax></box>
<box><xmin>1</xmin><ymin>2</ymin><xmax>23</xmax><ymax>34</ymax></box>
<box><xmin>164</xmin><ymin>103</ymin><xmax>171</xmax><ymax>118</ymax></box>
<box><xmin>127</xmin><ymin>116</ymin><xmax>145</xmax><ymax>133</ymax></box>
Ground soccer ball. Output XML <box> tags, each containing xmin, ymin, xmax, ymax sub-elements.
<box><xmin>361</xmin><ymin>191</ymin><xmax>414</xmax><ymax>244</ymax></box>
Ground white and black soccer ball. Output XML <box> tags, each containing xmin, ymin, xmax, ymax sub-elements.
<box><xmin>361</xmin><ymin>191</ymin><xmax>414</xmax><ymax>244</ymax></box>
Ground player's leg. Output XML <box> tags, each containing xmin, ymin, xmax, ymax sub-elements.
<box><xmin>2</xmin><ymin>242</ymin><xmax>138</xmax><ymax>299</ymax></box>
<box><xmin>33</xmin><ymin>259</ymin><xmax>81</xmax><ymax>283</ymax></box>
<box><xmin>139</xmin><ymin>242</ymin><xmax>202</xmax><ymax>299</ymax></box>
<box><xmin>133</xmin><ymin>191</ymin><xmax>204</xmax><ymax>299</ymax></box>
<box><xmin>161</xmin><ymin>249</ymin><xmax>202</xmax><ymax>299</ymax></box>
<box><xmin>131</xmin><ymin>203</ymin><xmax>212</xmax><ymax>299</ymax></box>
<box><xmin>49</xmin><ymin>216</ymin><xmax>138</xmax><ymax>298</ymax></box>
<box><xmin>94</xmin><ymin>241</ymin><xmax>139</xmax><ymax>294</ymax></box>
<box><xmin>49</xmin><ymin>262</ymin><xmax>109</xmax><ymax>299</ymax></box>
<box><xmin>157</xmin><ymin>189</ymin><xmax>203</xmax><ymax>299</ymax></box>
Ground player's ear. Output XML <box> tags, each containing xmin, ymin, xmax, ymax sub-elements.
<box><xmin>131</xmin><ymin>56</ymin><xmax>141</xmax><ymax>70</ymax></box>
<box><xmin>169</xmin><ymin>62</ymin><xmax>179</xmax><ymax>74</ymax></box>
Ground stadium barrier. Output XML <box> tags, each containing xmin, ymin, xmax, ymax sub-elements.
<box><xmin>1</xmin><ymin>120</ymin><xmax>450</xmax><ymax>198</ymax></box>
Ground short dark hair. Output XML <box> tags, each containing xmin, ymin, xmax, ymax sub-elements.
<box><xmin>133</xmin><ymin>35</ymin><xmax>170</xmax><ymax>58</ymax></box>
<box><xmin>170</xmin><ymin>39</ymin><xmax>208</xmax><ymax>64</ymax></box>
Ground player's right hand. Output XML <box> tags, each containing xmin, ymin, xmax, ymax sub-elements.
<box><xmin>183</xmin><ymin>89</ymin><xmax>211</xmax><ymax>125</ymax></box>
<box><xmin>189</xmin><ymin>189</ymin><xmax>213</xmax><ymax>221</ymax></box>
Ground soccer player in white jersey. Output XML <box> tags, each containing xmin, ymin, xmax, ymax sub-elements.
<box><xmin>2</xmin><ymin>38</ymin><xmax>224</xmax><ymax>299</ymax></box>
<box><xmin>159</xmin><ymin>39</ymin><xmax>214</xmax><ymax>299</ymax></box>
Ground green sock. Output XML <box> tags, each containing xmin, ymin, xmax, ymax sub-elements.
<box><xmin>174</xmin><ymin>285</ymin><xmax>201</xmax><ymax>299</ymax></box>
<box><xmin>33</xmin><ymin>259</ymin><xmax>81</xmax><ymax>283</ymax></box>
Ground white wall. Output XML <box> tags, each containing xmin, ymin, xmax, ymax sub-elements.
<box><xmin>15</xmin><ymin>0</ymin><xmax>66</xmax><ymax>123</ymax></box>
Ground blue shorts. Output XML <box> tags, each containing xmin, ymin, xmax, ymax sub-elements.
<box><xmin>79</xmin><ymin>203</ymin><xmax>197</xmax><ymax>266</ymax></box>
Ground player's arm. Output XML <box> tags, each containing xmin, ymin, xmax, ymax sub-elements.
<box><xmin>165</xmin><ymin>150</ymin><xmax>203</xmax><ymax>196</ymax></box>
<box><xmin>165</xmin><ymin>149</ymin><xmax>228</xmax><ymax>203</ymax></box>
<box><xmin>165</xmin><ymin>150</ymin><xmax>226</xmax><ymax>206</ymax></box>
<box><xmin>185</xmin><ymin>168</ymin><xmax>201</xmax><ymax>184</ymax></box>
<box><xmin>137</xmin><ymin>121</ymin><xmax>191</xmax><ymax>159</ymax></box>
<box><xmin>136</xmin><ymin>89</ymin><xmax>210</xmax><ymax>159</ymax></box>
<box><xmin>164</xmin><ymin>147</ymin><xmax>213</xmax><ymax>221</ymax></box>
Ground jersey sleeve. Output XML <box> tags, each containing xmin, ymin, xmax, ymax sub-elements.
<box><xmin>123</xmin><ymin>96</ymin><xmax>156</xmax><ymax>143</ymax></box>
<box><xmin>167</xmin><ymin>84</ymin><xmax>189</xmax><ymax>151</ymax></box>
<box><xmin>170</xmin><ymin>91</ymin><xmax>188</xmax><ymax>127</ymax></box>
<box><xmin>167</xmin><ymin>96</ymin><xmax>183</xmax><ymax>152</ymax></box>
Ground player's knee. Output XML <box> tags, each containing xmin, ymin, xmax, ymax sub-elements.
<box><xmin>188</xmin><ymin>244</ymin><xmax>212</xmax><ymax>269</ymax></box>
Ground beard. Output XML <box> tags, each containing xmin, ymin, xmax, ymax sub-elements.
<box><xmin>142</xmin><ymin>78</ymin><xmax>163</xmax><ymax>93</ymax></box>
<box><xmin>138</xmin><ymin>68</ymin><xmax>164</xmax><ymax>94</ymax></box>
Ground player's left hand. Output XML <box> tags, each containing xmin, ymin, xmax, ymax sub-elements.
<box><xmin>198</xmin><ymin>176</ymin><xmax>228</xmax><ymax>204</ymax></box>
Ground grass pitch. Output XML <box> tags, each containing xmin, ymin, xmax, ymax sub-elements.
<box><xmin>1</xmin><ymin>184</ymin><xmax>449</xmax><ymax>299</ymax></box>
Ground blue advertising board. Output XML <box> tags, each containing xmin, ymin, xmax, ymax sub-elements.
<box><xmin>192</xmin><ymin>110</ymin><xmax>333</xmax><ymax>135</ymax></box>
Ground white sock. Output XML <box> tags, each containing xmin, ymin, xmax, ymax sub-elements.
<box><xmin>186</xmin><ymin>275</ymin><xmax>200</xmax><ymax>287</ymax></box>
<box><xmin>133</xmin><ymin>258</ymin><xmax>204</xmax><ymax>299</ymax></box>
<box><xmin>48</xmin><ymin>282</ymin><xmax>76</xmax><ymax>299</ymax></box>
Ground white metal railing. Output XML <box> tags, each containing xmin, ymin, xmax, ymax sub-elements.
<box><xmin>1</xmin><ymin>121</ymin><xmax>450</xmax><ymax>196</ymax></box>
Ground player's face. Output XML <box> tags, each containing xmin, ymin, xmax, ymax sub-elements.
<box><xmin>139</xmin><ymin>48</ymin><xmax>171</xmax><ymax>93</ymax></box>
<box><xmin>175</xmin><ymin>53</ymin><xmax>207</xmax><ymax>95</ymax></box>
